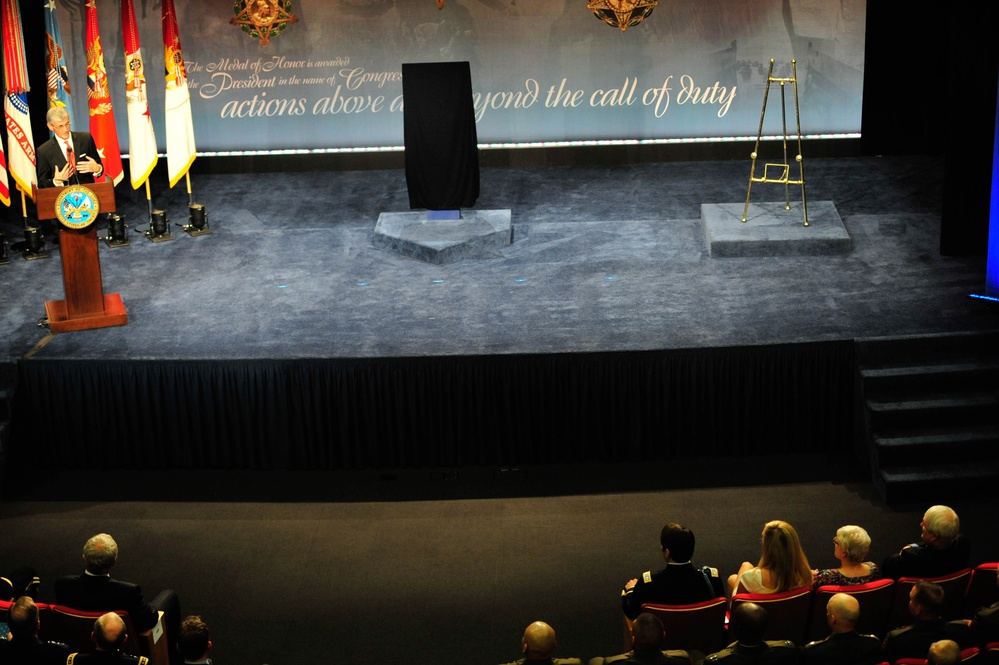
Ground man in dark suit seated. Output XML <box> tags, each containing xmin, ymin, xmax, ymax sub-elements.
<box><xmin>881</xmin><ymin>505</ymin><xmax>970</xmax><ymax>581</ymax></box>
<box><xmin>881</xmin><ymin>581</ymin><xmax>972</xmax><ymax>664</ymax></box>
<box><xmin>621</xmin><ymin>523</ymin><xmax>723</xmax><ymax>620</ymax></box>
<box><xmin>966</xmin><ymin>566</ymin><xmax>999</xmax><ymax>644</ymax></box>
<box><xmin>703</xmin><ymin>603</ymin><xmax>799</xmax><ymax>665</ymax></box>
<box><xmin>499</xmin><ymin>620</ymin><xmax>583</xmax><ymax>665</ymax></box>
<box><xmin>54</xmin><ymin>534</ymin><xmax>180</xmax><ymax>656</ymax></box>
<box><xmin>801</xmin><ymin>593</ymin><xmax>881</xmax><ymax>665</ymax></box>
<box><xmin>588</xmin><ymin>612</ymin><xmax>693</xmax><ymax>665</ymax></box>
<box><xmin>67</xmin><ymin>612</ymin><xmax>147</xmax><ymax>665</ymax></box>
<box><xmin>0</xmin><ymin>595</ymin><xmax>71</xmax><ymax>665</ymax></box>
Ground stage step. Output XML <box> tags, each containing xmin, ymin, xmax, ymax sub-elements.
<box><xmin>855</xmin><ymin>331</ymin><xmax>999</xmax><ymax>504</ymax></box>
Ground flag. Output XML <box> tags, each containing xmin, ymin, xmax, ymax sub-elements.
<box><xmin>0</xmin><ymin>134</ymin><xmax>8</xmax><ymax>207</ymax></box>
<box><xmin>162</xmin><ymin>0</ymin><xmax>196</xmax><ymax>188</ymax></box>
<box><xmin>3</xmin><ymin>0</ymin><xmax>37</xmax><ymax>202</ymax></box>
<box><xmin>122</xmin><ymin>0</ymin><xmax>157</xmax><ymax>188</ymax></box>
<box><xmin>44</xmin><ymin>0</ymin><xmax>75</xmax><ymax>129</ymax></box>
<box><xmin>85</xmin><ymin>0</ymin><xmax>124</xmax><ymax>185</ymax></box>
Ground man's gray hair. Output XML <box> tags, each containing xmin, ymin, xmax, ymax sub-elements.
<box><xmin>83</xmin><ymin>533</ymin><xmax>118</xmax><ymax>574</ymax></box>
<box><xmin>923</xmin><ymin>505</ymin><xmax>960</xmax><ymax>542</ymax></box>
<box><xmin>46</xmin><ymin>107</ymin><xmax>70</xmax><ymax>124</ymax></box>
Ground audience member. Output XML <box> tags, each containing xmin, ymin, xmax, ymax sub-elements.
<box><xmin>66</xmin><ymin>612</ymin><xmax>148</xmax><ymax>664</ymax></box>
<box><xmin>54</xmin><ymin>534</ymin><xmax>181</xmax><ymax>644</ymax></box>
<box><xmin>728</xmin><ymin>521</ymin><xmax>812</xmax><ymax>596</ymax></box>
<box><xmin>800</xmin><ymin>593</ymin><xmax>881</xmax><ymax>665</ymax></box>
<box><xmin>881</xmin><ymin>581</ymin><xmax>972</xmax><ymax>664</ymax></box>
<box><xmin>881</xmin><ymin>506</ymin><xmax>970</xmax><ymax>581</ymax></box>
<box><xmin>926</xmin><ymin>639</ymin><xmax>962</xmax><ymax>665</ymax></box>
<box><xmin>588</xmin><ymin>612</ymin><xmax>692</xmax><ymax>665</ymax></box>
<box><xmin>1</xmin><ymin>565</ymin><xmax>40</xmax><ymax>601</ymax></box>
<box><xmin>703</xmin><ymin>603</ymin><xmax>798</xmax><ymax>664</ymax></box>
<box><xmin>966</xmin><ymin>566</ymin><xmax>999</xmax><ymax>644</ymax></box>
<box><xmin>500</xmin><ymin>621</ymin><xmax>582</xmax><ymax>665</ymax></box>
<box><xmin>622</xmin><ymin>523</ymin><xmax>724</xmax><ymax>620</ymax></box>
<box><xmin>0</xmin><ymin>595</ymin><xmax>71</xmax><ymax>665</ymax></box>
<box><xmin>811</xmin><ymin>525</ymin><xmax>880</xmax><ymax>588</ymax></box>
<box><xmin>177</xmin><ymin>615</ymin><xmax>213</xmax><ymax>665</ymax></box>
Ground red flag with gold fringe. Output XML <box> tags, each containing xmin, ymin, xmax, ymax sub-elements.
<box><xmin>85</xmin><ymin>0</ymin><xmax>124</xmax><ymax>185</ymax></box>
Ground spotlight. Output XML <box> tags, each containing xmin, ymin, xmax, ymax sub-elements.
<box><xmin>183</xmin><ymin>203</ymin><xmax>212</xmax><ymax>237</ymax></box>
<box><xmin>22</xmin><ymin>226</ymin><xmax>50</xmax><ymax>260</ymax></box>
<box><xmin>103</xmin><ymin>213</ymin><xmax>130</xmax><ymax>248</ymax></box>
<box><xmin>145</xmin><ymin>209</ymin><xmax>174</xmax><ymax>243</ymax></box>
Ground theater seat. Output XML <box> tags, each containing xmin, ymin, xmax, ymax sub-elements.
<box><xmin>806</xmin><ymin>579</ymin><xmax>895</xmax><ymax>643</ymax></box>
<box><xmin>980</xmin><ymin>643</ymin><xmax>999</xmax><ymax>665</ymax></box>
<box><xmin>47</xmin><ymin>604</ymin><xmax>168</xmax><ymax>665</ymax></box>
<box><xmin>893</xmin><ymin>646</ymin><xmax>980</xmax><ymax>664</ymax></box>
<box><xmin>887</xmin><ymin>569</ymin><xmax>974</xmax><ymax>630</ymax></box>
<box><xmin>641</xmin><ymin>596</ymin><xmax>729</xmax><ymax>654</ymax></box>
<box><xmin>965</xmin><ymin>563</ymin><xmax>999</xmax><ymax>617</ymax></box>
<box><xmin>731</xmin><ymin>585</ymin><xmax>813</xmax><ymax>645</ymax></box>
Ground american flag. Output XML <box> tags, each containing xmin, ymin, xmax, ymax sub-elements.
<box><xmin>3</xmin><ymin>0</ymin><xmax>38</xmax><ymax>202</ymax></box>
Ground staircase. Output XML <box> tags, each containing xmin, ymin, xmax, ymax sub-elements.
<box><xmin>856</xmin><ymin>331</ymin><xmax>999</xmax><ymax>504</ymax></box>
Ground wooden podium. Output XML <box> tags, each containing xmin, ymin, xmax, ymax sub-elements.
<box><xmin>34</xmin><ymin>182</ymin><xmax>128</xmax><ymax>333</ymax></box>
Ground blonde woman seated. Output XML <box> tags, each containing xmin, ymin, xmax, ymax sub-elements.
<box><xmin>727</xmin><ymin>520</ymin><xmax>813</xmax><ymax>596</ymax></box>
<box><xmin>811</xmin><ymin>524</ymin><xmax>880</xmax><ymax>588</ymax></box>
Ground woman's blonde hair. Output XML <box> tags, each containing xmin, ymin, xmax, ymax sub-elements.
<box><xmin>759</xmin><ymin>520</ymin><xmax>812</xmax><ymax>591</ymax></box>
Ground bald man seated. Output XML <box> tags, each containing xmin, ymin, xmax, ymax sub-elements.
<box><xmin>499</xmin><ymin>620</ymin><xmax>583</xmax><ymax>665</ymax></box>
<box><xmin>801</xmin><ymin>593</ymin><xmax>881</xmax><ymax>665</ymax></box>
<box><xmin>588</xmin><ymin>612</ymin><xmax>693</xmax><ymax>665</ymax></box>
<box><xmin>66</xmin><ymin>612</ymin><xmax>148</xmax><ymax>664</ymax></box>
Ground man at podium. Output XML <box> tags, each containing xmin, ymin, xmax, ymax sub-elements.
<box><xmin>36</xmin><ymin>107</ymin><xmax>104</xmax><ymax>189</ymax></box>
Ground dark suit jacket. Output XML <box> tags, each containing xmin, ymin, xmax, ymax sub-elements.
<box><xmin>880</xmin><ymin>536</ymin><xmax>971</xmax><ymax>581</ymax></box>
<box><xmin>36</xmin><ymin>131</ymin><xmax>103</xmax><ymax>188</ymax></box>
<box><xmin>54</xmin><ymin>574</ymin><xmax>158</xmax><ymax>632</ymax></box>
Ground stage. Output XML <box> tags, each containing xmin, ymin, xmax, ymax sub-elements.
<box><xmin>1</xmin><ymin>154</ymin><xmax>996</xmax><ymax>490</ymax></box>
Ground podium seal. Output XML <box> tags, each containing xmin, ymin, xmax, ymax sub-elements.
<box><xmin>55</xmin><ymin>185</ymin><xmax>101</xmax><ymax>230</ymax></box>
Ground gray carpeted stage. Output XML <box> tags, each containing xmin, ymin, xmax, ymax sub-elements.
<box><xmin>1</xmin><ymin>154</ymin><xmax>995</xmax><ymax>362</ymax></box>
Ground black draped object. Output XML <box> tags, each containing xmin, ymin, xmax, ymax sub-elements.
<box><xmin>402</xmin><ymin>61</ymin><xmax>479</xmax><ymax>210</ymax></box>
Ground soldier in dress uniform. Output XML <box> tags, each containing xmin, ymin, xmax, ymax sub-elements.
<box><xmin>588</xmin><ymin>612</ymin><xmax>693</xmax><ymax>665</ymax></box>
<box><xmin>703</xmin><ymin>603</ymin><xmax>799</xmax><ymax>665</ymax></box>
<box><xmin>622</xmin><ymin>523</ymin><xmax>723</xmax><ymax>620</ymax></box>
<box><xmin>801</xmin><ymin>593</ymin><xmax>881</xmax><ymax>665</ymax></box>
<box><xmin>881</xmin><ymin>581</ymin><xmax>972</xmax><ymax>664</ymax></box>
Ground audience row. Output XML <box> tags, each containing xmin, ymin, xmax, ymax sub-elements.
<box><xmin>501</xmin><ymin>504</ymin><xmax>996</xmax><ymax>665</ymax></box>
<box><xmin>1</xmin><ymin>532</ymin><xmax>211</xmax><ymax>665</ymax></box>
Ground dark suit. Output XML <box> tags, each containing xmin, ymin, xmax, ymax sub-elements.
<box><xmin>801</xmin><ymin>631</ymin><xmax>881</xmax><ymax>665</ymax></box>
<box><xmin>881</xmin><ymin>618</ymin><xmax>972</xmax><ymax>664</ymax></box>
<box><xmin>35</xmin><ymin>131</ymin><xmax>103</xmax><ymax>189</ymax></box>
<box><xmin>0</xmin><ymin>636</ymin><xmax>71</xmax><ymax>665</ymax></box>
<box><xmin>880</xmin><ymin>536</ymin><xmax>970</xmax><ymax>581</ymax></box>
<box><xmin>66</xmin><ymin>651</ymin><xmax>146</xmax><ymax>665</ymax></box>
<box><xmin>622</xmin><ymin>563</ymin><xmax>724</xmax><ymax>619</ymax></box>
<box><xmin>704</xmin><ymin>641</ymin><xmax>800</xmax><ymax>665</ymax></box>
<box><xmin>590</xmin><ymin>648</ymin><xmax>693</xmax><ymax>664</ymax></box>
<box><xmin>53</xmin><ymin>574</ymin><xmax>159</xmax><ymax>633</ymax></box>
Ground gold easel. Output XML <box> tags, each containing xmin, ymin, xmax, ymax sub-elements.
<box><xmin>742</xmin><ymin>58</ymin><xmax>809</xmax><ymax>226</ymax></box>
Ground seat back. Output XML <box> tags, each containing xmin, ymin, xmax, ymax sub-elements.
<box><xmin>731</xmin><ymin>585</ymin><xmax>813</xmax><ymax>645</ymax></box>
<box><xmin>641</xmin><ymin>596</ymin><xmax>729</xmax><ymax>654</ymax></box>
<box><xmin>888</xmin><ymin>569</ymin><xmax>974</xmax><ymax>631</ymax></box>
<box><xmin>980</xmin><ymin>643</ymin><xmax>999</xmax><ymax>665</ymax></box>
<box><xmin>806</xmin><ymin>578</ymin><xmax>896</xmax><ymax>642</ymax></box>
<box><xmin>894</xmin><ymin>646</ymin><xmax>981</xmax><ymax>665</ymax></box>
<box><xmin>966</xmin><ymin>563</ymin><xmax>999</xmax><ymax>617</ymax></box>
<box><xmin>46</xmin><ymin>604</ymin><xmax>145</xmax><ymax>658</ymax></box>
